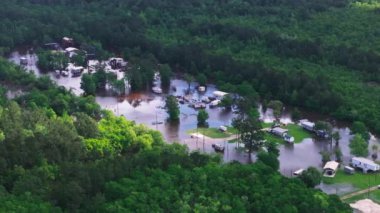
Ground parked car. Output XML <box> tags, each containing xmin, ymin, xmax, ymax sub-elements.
<box><xmin>212</xmin><ymin>143</ymin><xmax>225</xmax><ymax>152</ymax></box>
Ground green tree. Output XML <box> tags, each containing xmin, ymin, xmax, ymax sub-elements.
<box><xmin>184</xmin><ymin>73</ymin><xmax>194</xmax><ymax>92</ymax></box>
<box><xmin>335</xmin><ymin>148</ymin><xmax>342</xmax><ymax>162</ymax></box>
<box><xmin>240</xmin><ymin>116</ymin><xmax>264</xmax><ymax>162</ymax></box>
<box><xmin>196</xmin><ymin>73</ymin><xmax>207</xmax><ymax>86</ymax></box>
<box><xmin>299</xmin><ymin>167</ymin><xmax>322</xmax><ymax>188</ymax></box>
<box><xmin>291</xmin><ymin>108</ymin><xmax>301</xmax><ymax>122</ymax></box>
<box><xmin>160</xmin><ymin>64</ymin><xmax>172</xmax><ymax>89</ymax></box>
<box><xmin>219</xmin><ymin>95</ymin><xmax>233</xmax><ymax>110</ymax></box>
<box><xmin>268</xmin><ymin>100</ymin><xmax>283</xmax><ymax>121</ymax></box>
<box><xmin>332</xmin><ymin>131</ymin><xmax>341</xmax><ymax>146</ymax></box>
<box><xmin>165</xmin><ymin>95</ymin><xmax>180</xmax><ymax>121</ymax></box>
<box><xmin>351</xmin><ymin>121</ymin><xmax>370</xmax><ymax>141</ymax></box>
<box><xmin>80</xmin><ymin>74</ymin><xmax>96</xmax><ymax>96</ymax></box>
<box><xmin>349</xmin><ymin>134</ymin><xmax>368</xmax><ymax>157</ymax></box>
<box><xmin>197</xmin><ymin>109</ymin><xmax>209</xmax><ymax>127</ymax></box>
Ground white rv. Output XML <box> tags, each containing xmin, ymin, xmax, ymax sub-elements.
<box><xmin>299</xmin><ymin>119</ymin><xmax>315</xmax><ymax>131</ymax></box>
<box><xmin>351</xmin><ymin>157</ymin><xmax>380</xmax><ymax>173</ymax></box>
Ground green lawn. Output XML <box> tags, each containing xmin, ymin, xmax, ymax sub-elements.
<box><xmin>323</xmin><ymin>170</ymin><xmax>380</xmax><ymax>190</ymax></box>
<box><xmin>187</xmin><ymin>127</ymin><xmax>236</xmax><ymax>139</ymax></box>
<box><xmin>322</xmin><ymin>170</ymin><xmax>380</xmax><ymax>204</ymax></box>
<box><xmin>263</xmin><ymin>123</ymin><xmax>312</xmax><ymax>144</ymax></box>
<box><xmin>344</xmin><ymin>190</ymin><xmax>380</xmax><ymax>204</ymax></box>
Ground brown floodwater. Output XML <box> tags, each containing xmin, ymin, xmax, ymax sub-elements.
<box><xmin>8</xmin><ymin>49</ymin><xmax>380</xmax><ymax>190</ymax></box>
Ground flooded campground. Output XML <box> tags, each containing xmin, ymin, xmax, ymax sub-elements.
<box><xmin>7</xmin><ymin>48</ymin><xmax>380</xmax><ymax>187</ymax></box>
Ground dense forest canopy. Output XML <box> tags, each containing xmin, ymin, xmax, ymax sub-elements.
<box><xmin>1</xmin><ymin>0</ymin><xmax>380</xmax><ymax>135</ymax></box>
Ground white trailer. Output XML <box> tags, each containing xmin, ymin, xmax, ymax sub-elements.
<box><xmin>351</xmin><ymin>157</ymin><xmax>380</xmax><ymax>173</ymax></box>
<box><xmin>299</xmin><ymin>119</ymin><xmax>315</xmax><ymax>131</ymax></box>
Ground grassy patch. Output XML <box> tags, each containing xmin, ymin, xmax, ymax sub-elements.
<box><xmin>187</xmin><ymin>128</ymin><xmax>230</xmax><ymax>138</ymax></box>
<box><xmin>264</xmin><ymin>133</ymin><xmax>284</xmax><ymax>144</ymax></box>
<box><xmin>263</xmin><ymin>123</ymin><xmax>312</xmax><ymax>144</ymax></box>
<box><xmin>344</xmin><ymin>190</ymin><xmax>380</xmax><ymax>204</ymax></box>
<box><xmin>323</xmin><ymin>170</ymin><xmax>380</xmax><ymax>190</ymax></box>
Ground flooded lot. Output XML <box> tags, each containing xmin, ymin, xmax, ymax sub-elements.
<box><xmin>7</xmin><ymin>49</ymin><xmax>380</xmax><ymax>181</ymax></box>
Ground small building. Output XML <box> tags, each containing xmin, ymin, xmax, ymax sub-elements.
<box><xmin>198</xmin><ymin>86</ymin><xmax>206</xmax><ymax>92</ymax></box>
<box><xmin>209</xmin><ymin>99</ymin><xmax>221</xmax><ymax>108</ymax></box>
<box><xmin>271</xmin><ymin>127</ymin><xmax>288</xmax><ymax>137</ymax></box>
<box><xmin>351</xmin><ymin>157</ymin><xmax>380</xmax><ymax>173</ymax></box>
<box><xmin>62</xmin><ymin>37</ymin><xmax>74</xmax><ymax>48</ymax></box>
<box><xmin>344</xmin><ymin>166</ymin><xmax>355</xmax><ymax>175</ymax></box>
<box><xmin>300</xmin><ymin>119</ymin><xmax>315</xmax><ymax>131</ymax></box>
<box><xmin>20</xmin><ymin>57</ymin><xmax>28</xmax><ymax>65</ymax></box>
<box><xmin>213</xmin><ymin>91</ymin><xmax>228</xmax><ymax>99</ymax></box>
<box><xmin>323</xmin><ymin>161</ymin><xmax>339</xmax><ymax>177</ymax></box>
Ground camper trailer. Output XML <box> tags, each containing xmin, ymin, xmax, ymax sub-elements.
<box><xmin>300</xmin><ymin>120</ymin><xmax>315</xmax><ymax>131</ymax></box>
<box><xmin>271</xmin><ymin>127</ymin><xmax>288</xmax><ymax>137</ymax></box>
<box><xmin>351</xmin><ymin>157</ymin><xmax>380</xmax><ymax>173</ymax></box>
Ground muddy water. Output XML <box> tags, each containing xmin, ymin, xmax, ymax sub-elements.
<box><xmin>7</xmin><ymin>49</ymin><xmax>380</xmax><ymax>184</ymax></box>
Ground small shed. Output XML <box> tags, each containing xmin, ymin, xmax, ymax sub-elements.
<box><xmin>271</xmin><ymin>127</ymin><xmax>288</xmax><ymax>137</ymax></box>
<box><xmin>323</xmin><ymin>161</ymin><xmax>339</xmax><ymax>177</ymax></box>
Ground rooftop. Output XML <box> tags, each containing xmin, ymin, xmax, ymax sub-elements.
<box><xmin>323</xmin><ymin>161</ymin><xmax>339</xmax><ymax>171</ymax></box>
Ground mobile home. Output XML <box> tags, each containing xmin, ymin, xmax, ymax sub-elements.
<box><xmin>351</xmin><ymin>157</ymin><xmax>380</xmax><ymax>173</ymax></box>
